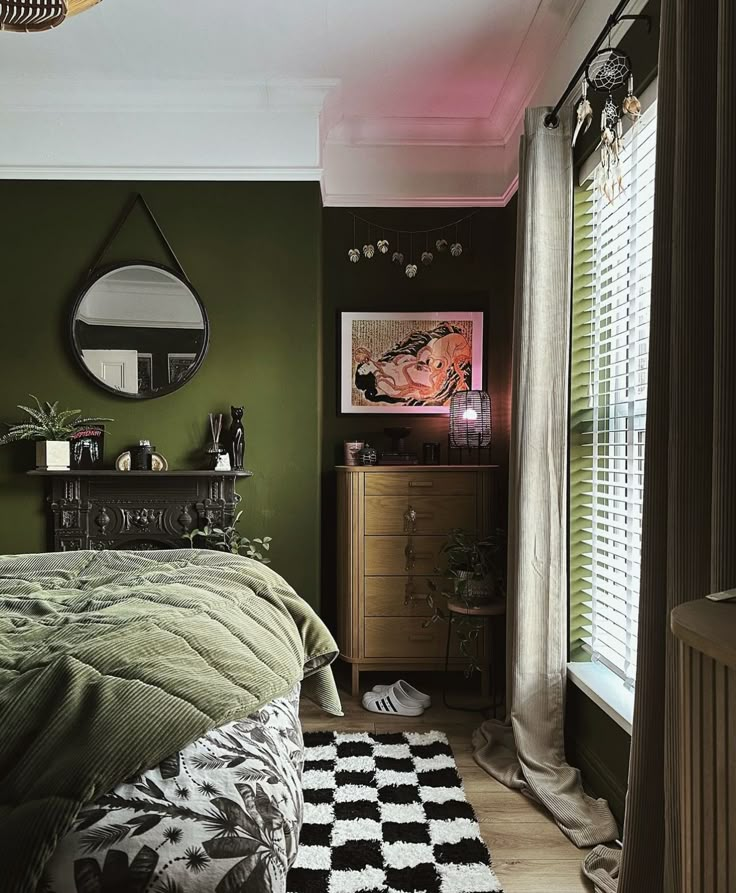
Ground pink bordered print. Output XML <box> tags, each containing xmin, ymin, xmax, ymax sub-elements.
<box><xmin>340</xmin><ymin>311</ymin><xmax>484</xmax><ymax>415</ymax></box>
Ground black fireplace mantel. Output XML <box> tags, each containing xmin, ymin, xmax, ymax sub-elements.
<box><xmin>29</xmin><ymin>469</ymin><xmax>252</xmax><ymax>552</ymax></box>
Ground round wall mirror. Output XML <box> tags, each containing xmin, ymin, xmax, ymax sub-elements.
<box><xmin>71</xmin><ymin>263</ymin><xmax>208</xmax><ymax>399</ymax></box>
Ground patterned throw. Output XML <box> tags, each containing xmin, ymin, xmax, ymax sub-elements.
<box><xmin>47</xmin><ymin>684</ymin><xmax>305</xmax><ymax>893</ymax></box>
<box><xmin>0</xmin><ymin>549</ymin><xmax>341</xmax><ymax>893</ymax></box>
<box><xmin>287</xmin><ymin>730</ymin><xmax>503</xmax><ymax>893</ymax></box>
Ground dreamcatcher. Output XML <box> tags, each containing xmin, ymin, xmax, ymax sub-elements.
<box><xmin>572</xmin><ymin>47</ymin><xmax>641</xmax><ymax>202</ymax></box>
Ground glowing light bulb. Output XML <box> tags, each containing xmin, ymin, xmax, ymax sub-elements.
<box><xmin>462</xmin><ymin>407</ymin><xmax>478</xmax><ymax>421</ymax></box>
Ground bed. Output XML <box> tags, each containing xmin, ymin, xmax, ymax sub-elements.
<box><xmin>0</xmin><ymin>549</ymin><xmax>341</xmax><ymax>893</ymax></box>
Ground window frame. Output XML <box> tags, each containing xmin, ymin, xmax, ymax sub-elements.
<box><xmin>567</xmin><ymin>88</ymin><xmax>658</xmax><ymax>732</ymax></box>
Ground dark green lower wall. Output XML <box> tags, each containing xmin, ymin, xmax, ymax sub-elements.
<box><xmin>565</xmin><ymin>683</ymin><xmax>631</xmax><ymax>825</ymax></box>
<box><xmin>319</xmin><ymin>204</ymin><xmax>518</xmax><ymax>630</ymax></box>
<box><xmin>0</xmin><ymin>181</ymin><xmax>323</xmax><ymax>607</ymax></box>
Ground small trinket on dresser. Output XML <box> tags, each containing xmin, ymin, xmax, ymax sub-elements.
<box><xmin>358</xmin><ymin>443</ymin><xmax>378</xmax><ymax>466</ymax></box>
<box><xmin>423</xmin><ymin>442</ymin><xmax>441</xmax><ymax>465</ymax></box>
<box><xmin>344</xmin><ymin>441</ymin><xmax>364</xmax><ymax>466</ymax></box>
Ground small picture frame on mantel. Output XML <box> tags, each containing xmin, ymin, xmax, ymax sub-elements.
<box><xmin>69</xmin><ymin>427</ymin><xmax>105</xmax><ymax>470</ymax></box>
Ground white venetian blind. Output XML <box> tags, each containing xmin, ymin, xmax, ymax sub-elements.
<box><xmin>569</xmin><ymin>97</ymin><xmax>657</xmax><ymax>689</ymax></box>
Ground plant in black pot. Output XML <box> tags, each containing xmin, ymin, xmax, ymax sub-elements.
<box><xmin>440</xmin><ymin>527</ymin><xmax>506</xmax><ymax>605</ymax></box>
<box><xmin>423</xmin><ymin>526</ymin><xmax>506</xmax><ymax>676</ymax></box>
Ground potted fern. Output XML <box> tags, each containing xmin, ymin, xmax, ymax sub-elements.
<box><xmin>0</xmin><ymin>395</ymin><xmax>113</xmax><ymax>471</ymax></box>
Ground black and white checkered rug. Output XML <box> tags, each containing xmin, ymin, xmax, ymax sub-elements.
<box><xmin>287</xmin><ymin>730</ymin><xmax>503</xmax><ymax>893</ymax></box>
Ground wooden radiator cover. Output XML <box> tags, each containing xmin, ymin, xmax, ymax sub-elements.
<box><xmin>672</xmin><ymin>599</ymin><xmax>736</xmax><ymax>893</ymax></box>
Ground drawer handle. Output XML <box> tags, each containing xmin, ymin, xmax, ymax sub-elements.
<box><xmin>409</xmin><ymin>634</ymin><xmax>432</xmax><ymax>642</ymax></box>
<box><xmin>404</xmin><ymin>540</ymin><xmax>415</xmax><ymax>572</ymax></box>
<box><xmin>409</xmin><ymin>481</ymin><xmax>434</xmax><ymax>488</ymax></box>
<box><xmin>404</xmin><ymin>506</ymin><xmax>418</xmax><ymax>533</ymax></box>
<box><xmin>404</xmin><ymin>581</ymin><xmax>430</xmax><ymax>606</ymax></box>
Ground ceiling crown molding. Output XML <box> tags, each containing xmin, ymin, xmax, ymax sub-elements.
<box><xmin>0</xmin><ymin>0</ymin><xmax>614</xmax><ymax>207</ymax></box>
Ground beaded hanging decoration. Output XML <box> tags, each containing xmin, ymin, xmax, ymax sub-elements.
<box><xmin>345</xmin><ymin>211</ymin><xmax>475</xmax><ymax>279</ymax></box>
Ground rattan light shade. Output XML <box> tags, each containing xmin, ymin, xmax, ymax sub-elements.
<box><xmin>0</xmin><ymin>0</ymin><xmax>100</xmax><ymax>31</ymax></box>
<box><xmin>66</xmin><ymin>0</ymin><xmax>100</xmax><ymax>16</ymax></box>
<box><xmin>449</xmin><ymin>390</ymin><xmax>492</xmax><ymax>449</ymax></box>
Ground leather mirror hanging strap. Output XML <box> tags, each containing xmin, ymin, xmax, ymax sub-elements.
<box><xmin>86</xmin><ymin>192</ymin><xmax>190</xmax><ymax>282</ymax></box>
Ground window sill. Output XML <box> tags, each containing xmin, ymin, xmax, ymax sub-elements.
<box><xmin>567</xmin><ymin>661</ymin><xmax>634</xmax><ymax>735</ymax></box>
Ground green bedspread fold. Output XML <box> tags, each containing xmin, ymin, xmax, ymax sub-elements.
<box><xmin>0</xmin><ymin>549</ymin><xmax>341</xmax><ymax>892</ymax></box>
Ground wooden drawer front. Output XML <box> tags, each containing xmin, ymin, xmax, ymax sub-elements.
<box><xmin>365</xmin><ymin>535</ymin><xmax>446</xmax><ymax>576</ymax></box>
<box><xmin>365</xmin><ymin>576</ymin><xmax>442</xmax><ymax>617</ymax></box>
<box><xmin>364</xmin><ymin>617</ymin><xmax>483</xmax><ymax>659</ymax></box>
<box><xmin>364</xmin><ymin>472</ymin><xmax>476</xmax><ymax>497</ymax></box>
<box><xmin>365</xmin><ymin>495</ymin><xmax>476</xmax><ymax>536</ymax></box>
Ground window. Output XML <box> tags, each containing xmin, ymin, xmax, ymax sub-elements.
<box><xmin>570</xmin><ymin>98</ymin><xmax>657</xmax><ymax>695</ymax></box>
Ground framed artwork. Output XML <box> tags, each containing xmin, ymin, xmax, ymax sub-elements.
<box><xmin>340</xmin><ymin>311</ymin><xmax>484</xmax><ymax>414</ymax></box>
<box><xmin>69</xmin><ymin>426</ymin><xmax>105</xmax><ymax>469</ymax></box>
<box><xmin>137</xmin><ymin>353</ymin><xmax>153</xmax><ymax>393</ymax></box>
<box><xmin>168</xmin><ymin>353</ymin><xmax>197</xmax><ymax>384</ymax></box>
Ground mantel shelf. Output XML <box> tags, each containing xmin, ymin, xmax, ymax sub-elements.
<box><xmin>28</xmin><ymin>470</ymin><xmax>253</xmax><ymax>478</ymax></box>
<box><xmin>31</xmin><ymin>468</ymin><xmax>249</xmax><ymax>552</ymax></box>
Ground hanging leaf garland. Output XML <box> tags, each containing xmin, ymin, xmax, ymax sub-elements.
<box><xmin>346</xmin><ymin>211</ymin><xmax>476</xmax><ymax>279</ymax></box>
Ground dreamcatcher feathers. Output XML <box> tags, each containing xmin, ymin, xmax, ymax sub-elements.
<box><xmin>574</xmin><ymin>48</ymin><xmax>641</xmax><ymax>202</ymax></box>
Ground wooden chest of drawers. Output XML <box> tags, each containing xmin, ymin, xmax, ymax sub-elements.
<box><xmin>336</xmin><ymin>465</ymin><xmax>497</xmax><ymax>695</ymax></box>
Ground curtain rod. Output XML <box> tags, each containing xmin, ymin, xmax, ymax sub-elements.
<box><xmin>543</xmin><ymin>0</ymin><xmax>651</xmax><ymax>129</ymax></box>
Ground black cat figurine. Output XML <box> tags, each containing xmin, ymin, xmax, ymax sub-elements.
<box><xmin>229</xmin><ymin>406</ymin><xmax>245</xmax><ymax>470</ymax></box>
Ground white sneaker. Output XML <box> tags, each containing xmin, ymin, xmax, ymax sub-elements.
<box><xmin>371</xmin><ymin>680</ymin><xmax>432</xmax><ymax>709</ymax></box>
<box><xmin>362</xmin><ymin>683</ymin><xmax>425</xmax><ymax>716</ymax></box>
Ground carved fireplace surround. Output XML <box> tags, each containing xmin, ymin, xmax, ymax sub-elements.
<box><xmin>29</xmin><ymin>470</ymin><xmax>252</xmax><ymax>552</ymax></box>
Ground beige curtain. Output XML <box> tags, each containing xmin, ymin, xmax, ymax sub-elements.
<box><xmin>472</xmin><ymin>107</ymin><xmax>618</xmax><ymax>848</ymax></box>
<box><xmin>585</xmin><ymin>0</ymin><xmax>736</xmax><ymax>890</ymax></box>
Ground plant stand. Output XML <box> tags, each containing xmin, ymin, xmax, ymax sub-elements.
<box><xmin>443</xmin><ymin>599</ymin><xmax>506</xmax><ymax>713</ymax></box>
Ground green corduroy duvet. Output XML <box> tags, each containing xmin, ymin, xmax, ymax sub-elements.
<box><xmin>0</xmin><ymin>549</ymin><xmax>341</xmax><ymax>893</ymax></box>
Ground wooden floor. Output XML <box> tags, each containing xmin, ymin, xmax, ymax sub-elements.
<box><xmin>300</xmin><ymin>674</ymin><xmax>593</xmax><ymax>893</ymax></box>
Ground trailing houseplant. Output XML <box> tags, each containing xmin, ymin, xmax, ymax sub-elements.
<box><xmin>440</xmin><ymin>527</ymin><xmax>506</xmax><ymax>603</ymax></box>
<box><xmin>0</xmin><ymin>395</ymin><xmax>112</xmax><ymax>470</ymax></box>
<box><xmin>182</xmin><ymin>510</ymin><xmax>272</xmax><ymax>564</ymax></box>
<box><xmin>423</xmin><ymin>526</ymin><xmax>507</xmax><ymax>676</ymax></box>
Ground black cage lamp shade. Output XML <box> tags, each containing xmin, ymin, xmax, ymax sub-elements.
<box><xmin>449</xmin><ymin>390</ymin><xmax>492</xmax><ymax>449</ymax></box>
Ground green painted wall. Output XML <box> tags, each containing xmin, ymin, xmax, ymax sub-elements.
<box><xmin>565</xmin><ymin>685</ymin><xmax>631</xmax><ymax>825</ymax></box>
<box><xmin>0</xmin><ymin>181</ymin><xmax>323</xmax><ymax>606</ymax></box>
<box><xmin>0</xmin><ymin>181</ymin><xmax>631</xmax><ymax>821</ymax></box>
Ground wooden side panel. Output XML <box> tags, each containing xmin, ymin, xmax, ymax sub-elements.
<box><xmin>476</xmin><ymin>468</ymin><xmax>496</xmax><ymax>535</ymax></box>
<box><xmin>681</xmin><ymin>640</ymin><xmax>693</xmax><ymax>893</ymax></box>
<box><xmin>336</xmin><ymin>468</ymin><xmax>365</xmax><ymax>660</ymax></box>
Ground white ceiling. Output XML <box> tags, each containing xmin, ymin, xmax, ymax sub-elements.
<box><xmin>0</xmin><ymin>0</ymin><xmax>619</xmax><ymax>204</ymax></box>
